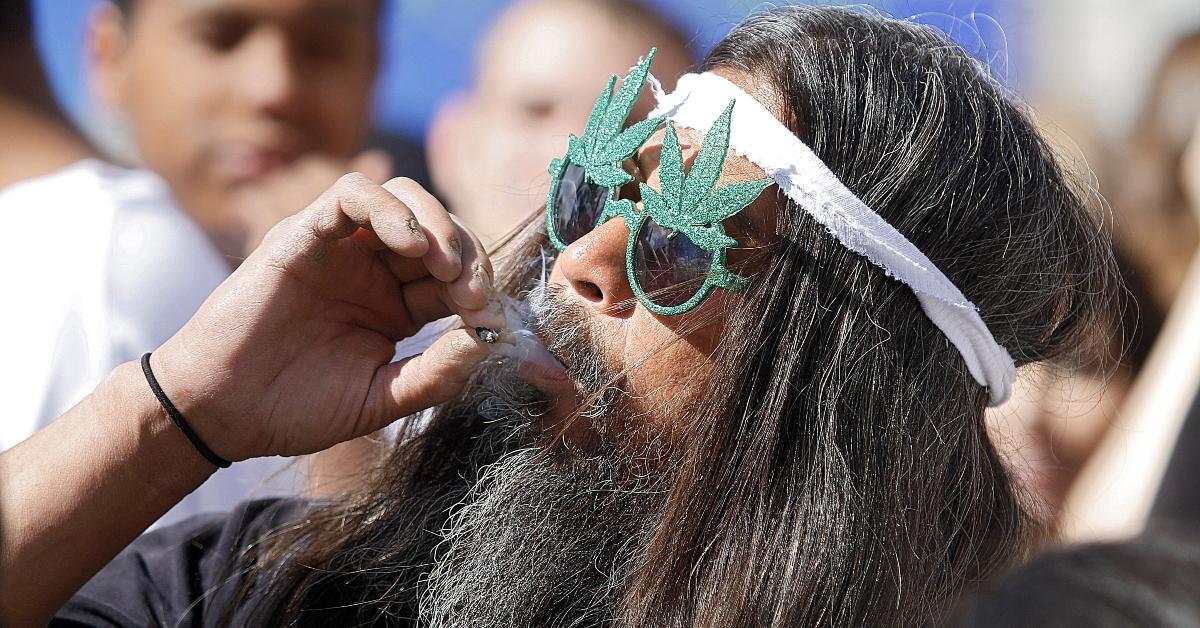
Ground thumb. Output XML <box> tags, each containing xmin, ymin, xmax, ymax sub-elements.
<box><xmin>363</xmin><ymin>327</ymin><xmax>493</xmax><ymax>432</ymax></box>
<box><xmin>351</xmin><ymin>148</ymin><xmax>394</xmax><ymax>184</ymax></box>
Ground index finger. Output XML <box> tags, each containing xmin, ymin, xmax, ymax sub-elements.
<box><xmin>382</xmin><ymin>178</ymin><xmax>464</xmax><ymax>284</ymax></box>
<box><xmin>302</xmin><ymin>172</ymin><xmax>430</xmax><ymax>258</ymax></box>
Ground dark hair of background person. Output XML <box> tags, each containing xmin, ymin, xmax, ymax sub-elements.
<box><xmin>0</xmin><ymin>0</ymin><xmax>94</xmax><ymax>189</ymax></box>
<box><xmin>959</xmin><ymin>527</ymin><xmax>1200</xmax><ymax>628</ymax></box>
<box><xmin>223</xmin><ymin>7</ymin><xmax>1116</xmax><ymax>626</ymax></box>
<box><xmin>0</xmin><ymin>0</ymin><xmax>32</xmax><ymax>43</ymax></box>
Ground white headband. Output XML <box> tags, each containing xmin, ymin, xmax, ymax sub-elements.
<box><xmin>648</xmin><ymin>72</ymin><xmax>1015</xmax><ymax>406</ymax></box>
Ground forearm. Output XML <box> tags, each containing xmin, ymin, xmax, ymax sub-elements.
<box><xmin>0</xmin><ymin>360</ymin><xmax>215</xmax><ymax>627</ymax></box>
<box><xmin>0</xmin><ymin>173</ymin><xmax>500</xmax><ymax>625</ymax></box>
<box><xmin>1061</xmin><ymin>253</ymin><xmax>1200</xmax><ymax>542</ymax></box>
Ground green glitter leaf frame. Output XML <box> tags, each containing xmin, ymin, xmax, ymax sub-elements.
<box><xmin>545</xmin><ymin>50</ymin><xmax>772</xmax><ymax>316</ymax></box>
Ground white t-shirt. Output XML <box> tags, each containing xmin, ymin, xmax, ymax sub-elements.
<box><xmin>0</xmin><ymin>159</ymin><xmax>296</xmax><ymax>527</ymax></box>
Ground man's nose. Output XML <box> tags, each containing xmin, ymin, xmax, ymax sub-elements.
<box><xmin>556</xmin><ymin>216</ymin><xmax>637</xmax><ymax>314</ymax></box>
<box><xmin>235</xmin><ymin>30</ymin><xmax>299</xmax><ymax>115</ymax></box>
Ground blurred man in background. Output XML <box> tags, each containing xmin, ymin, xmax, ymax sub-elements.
<box><xmin>0</xmin><ymin>0</ymin><xmax>257</xmax><ymax>528</ymax></box>
<box><xmin>427</xmin><ymin>0</ymin><xmax>694</xmax><ymax>245</ymax></box>
<box><xmin>90</xmin><ymin>0</ymin><xmax>393</xmax><ymax>260</ymax></box>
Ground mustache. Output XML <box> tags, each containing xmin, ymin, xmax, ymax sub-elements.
<box><xmin>528</xmin><ymin>283</ymin><xmax>626</xmax><ymax>420</ymax></box>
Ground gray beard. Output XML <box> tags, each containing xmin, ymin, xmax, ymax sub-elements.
<box><xmin>414</xmin><ymin>302</ymin><xmax>667</xmax><ymax>626</ymax></box>
<box><xmin>374</xmin><ymin>285</ymin><xmax>676</xmax><ymax>628</ymax></box>
<box><xmin>418</xmin><ymin>444</ymin><xmax>664</xmax><ymax>627</ymax></box>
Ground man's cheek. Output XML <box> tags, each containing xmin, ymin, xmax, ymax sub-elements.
<box><xmin>624</xmin><ymin>343</ymin><xmax>715</xmax><ymax>418</ymax></box>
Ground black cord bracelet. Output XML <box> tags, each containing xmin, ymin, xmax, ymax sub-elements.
<box><xmin>140</xmin><ymin>352</ymin><xmax>232</xmax><ymax>469</ymax></box>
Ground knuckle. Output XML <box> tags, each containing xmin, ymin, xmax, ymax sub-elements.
<box><xmin>336</xmin><ymin>171</ymin><xmax>373</xmax><ymax>191</ymax></box>
<box><xmin>384</xmin><ymin>176</ymin><xmax>419</xmax><ymax>192</ymax></box>
<box><xmin>267</xmin><ymin>213</ymin><xmax>301</xmax><ymax>240</ymax></box>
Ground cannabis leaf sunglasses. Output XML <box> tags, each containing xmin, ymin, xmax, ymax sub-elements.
<box><xmin>545</xmin><ymin>50</ymin><xmax>772</xmax><ymax>316</ymax></box>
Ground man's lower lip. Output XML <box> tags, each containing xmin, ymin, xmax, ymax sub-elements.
<box><xmin>518</xmin><ymin>360</ymin><xmax>574</xmax><ymax>396</ymax></box>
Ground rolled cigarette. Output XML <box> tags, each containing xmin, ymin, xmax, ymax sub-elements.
<box><xmin>475</xmin><ymin>327</ymin><xmax>501</xmax><ymax>344</ymax></box>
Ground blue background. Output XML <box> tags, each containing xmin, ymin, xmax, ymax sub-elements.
<box><xmin>31</xmin><ymin>0</ymin><xmax>1023</xmax><ymax>141</ymax></box>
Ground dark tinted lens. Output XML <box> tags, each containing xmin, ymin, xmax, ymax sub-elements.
<box><xmin>633</xmin><ymin>216</ymin><xmax>713</xmax><ymax>308</ymax></box>
<box><xmin>553</xmin><ymin>161</ymin><xmax>609</xmax><ymax>245</ymax></box>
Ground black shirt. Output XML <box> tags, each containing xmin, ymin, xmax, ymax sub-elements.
<box><xmin>53</xmin><ymin>498</ymin><xmax>306</xmax><ymax>628</ymax></box>
<box><xmin>1154</xmin><ymin>392</ymin><xmax>1200</xmax><ymax>526</ymax></box>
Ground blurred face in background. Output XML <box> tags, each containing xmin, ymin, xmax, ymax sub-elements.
<box><xmin>92</xmin><ymin>0</ymin><xmax>379</xmax><ymax>257</ymax></box>
<box><xmin>427</xmin><ymin>0</ymin><xmax>694</xmax><ymax>245</ymax></box>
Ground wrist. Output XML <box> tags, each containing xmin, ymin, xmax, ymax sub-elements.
<box><xmin>146</xmin><ymin>340</ymin><xmax>250</xmax><ymax>462</ymax></box>
<box><xmin>96</xmin><ymin>360</ymin><xmax>222</xmax><ymax>481</ymax></box>
<box><xmin>142</xmin><ymin>353</ymin><xmax>234</xmax><ymax>468</ymax></box>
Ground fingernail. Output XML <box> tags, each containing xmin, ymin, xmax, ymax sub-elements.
<box><xmin>472</xmin><ymin>262</ymin><xmax>493</xmax><ymax>295</ymax></box>
<box><xmin>448</xmin><ymin>236</ymin><xmax>463</xmax><ymax>265</ymax></box>
<box><xmin>405</xmin><ymin>217</ymin><xmax>426</xmax><ymax>242</ymax></box>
